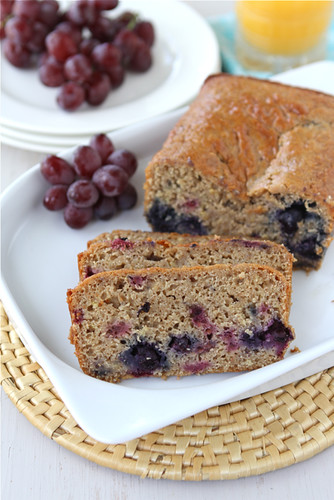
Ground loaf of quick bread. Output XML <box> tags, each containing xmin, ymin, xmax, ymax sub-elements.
<box><xmin>67</xmin><ymin>263</ymin><xmax>294</xmax><ymax>383</ymax></box>
<box><xmin>144</xmin><ymin>74</ymin><xmax>334</xmax><ymax>270</ymax></box>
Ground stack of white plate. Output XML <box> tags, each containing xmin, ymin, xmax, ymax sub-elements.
<box><xmin>1</xmin><ymin>0</ymin><xmax>221</xmax><ymax>153</ymax></box>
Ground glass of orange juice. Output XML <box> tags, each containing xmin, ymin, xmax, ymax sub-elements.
<box><xmin>236</xmin><ymin>0</ymin><xmax>333</xmax><ymax>73</ymax></box>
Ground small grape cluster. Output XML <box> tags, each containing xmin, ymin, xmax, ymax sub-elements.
<box><xmin>2</xmin><ymin>0</ymin><xmax>154</xmax><ymax>111</ymax></box>
<box><xmin>41</xmin><ymin>133</ymin><xmax>138</xmax><ymax>229</ymax></box>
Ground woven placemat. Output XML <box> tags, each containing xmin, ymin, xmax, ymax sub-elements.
<box><xmin>1</xmin><ymin>303</ymin><xmax>334</xmax><ymax>480</ymax></box>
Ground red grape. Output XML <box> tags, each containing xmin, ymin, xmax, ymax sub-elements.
<box><xmin>66</xmin><ymin>1</ymin><xmax>99</xmax><ymax>27</ymax></box>
<box><xmin>67</xmin><ymin>180</ymin><xmax>100</xmax><ymax>208</ymax></box>
<box><xmin>94</xmin><ymin>195</ymin><xmax>118</xmax><ymax>220</ymax></box>
<box><xmin>88</xmin><ymin>15</ymin><xmax>117</xmax><ymax>42</ymax></box>
<box><xmin>37</xmin><ymin>0</ymin><xmax>60</xmax><ymax>28</ymax></box>
<box><xmin>79</xmin><ymin>37</ymin><xmax>99</xmax><ymax>57</ymax></box>
<box><xmin>113</xmin><ymin>28</ymin><xmax>140</xmax><ymax>66</ymax></box>
<box><xmin>55</xmin><ymin>21</ymin><xmax>82</xmax><ymax>45</ymax></box>
<box><xmin>13</xmin><ymin>0</ymin><xmax>41</xmax><ymax>21</ymax></box>
<box><xmin>116</xmin><ymin>183</ymin><xmax>137</xmax><ymax>210</ymax></box>
<box><xmin>106</xmin><ymin>149</ymin><xmax>137</xmax><ymax>177</ymax></box>
<box><xmin>107</xmin><ymin>64</ymin><xmax>125</xmax><ymax>88</ymax></box>
<box><xmin>1</xmin><ymin>0</ymin><xmax>14</xmax><ymax>19</ymax></box>
<box><xmin>85</xmin><ymin>71</ymin><xmax>111</xmax><ymax>106</ymax></box>
<box><xmin>41</xmin><ymin>155</ymin><xmax>76</xmax><ymax>184</ymax></box>
<box><xmin>134</xmin><ymin>21</ymin><xmax>154</xmax><ymax>47</ymax></box>
<box><xmin>39</xmin><ymin>55</ymin><xmax>65</xmax><ymax>87</ymax></box>
<box><xmin>89</xmin><ymin>133</ymin><xmax>114</xmax><ymax>162</ymax></box>
<box><xmin>45</xmin><ymin>30</ymin><xmax>78</xmax><ymax>62</ymax></box>
<box><xmin>73</xmin><ymin>145</ymin><xmax>102</xmax><ymax>178</ymax></box>
<box><xmin>43</xmin><ymin>184</ymin><xmax>68</xmax><ymax>210</ymax></box>
<box><xmin>5</xmin><ymin>16</ymin><xmax>33</xmax><ymax>44</ymax></box>
<box><xmin>64</xmin><ymin>204</ymin><xmax>93</xmax><ymax>229</ymax></box>
<box><xmin>128</xmin><ymin>40</ymin><xmax>152</xmax><ymax>72</ymax></box>
<box><xmin>64</xmin><ymin>53</ymin><xmax>93</xmax><ymax>83</ymax></box>
<box><xmin>57</xmin><ymin>81</ymin><xmax>85</xmax><ymax>111</ymax></box>
<box><xmin>93</xmin><ymin>0</ymin><xmax>119</xmax><ymax>11</ymax></box>
<box><xmin>91</xmin><ymin>42</ymin><xmax>122</xmax><ymax>71</ymax></box>
<box><xmin>3</xmin><ymin>39</ymin><xmax>32</xmax><ymax>67</ymax></box>
<box><xmin>92</xmin><ymin>164</ymin><xmax>128</xmax><ymax>197</ymax></box>
<box><xmin>27</xmin><ymin>21</ymin><xmax>49</xmax><ymax>53</ymax></box>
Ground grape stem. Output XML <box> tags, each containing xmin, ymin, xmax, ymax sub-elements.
<box><xmin>126</xmin><ymin>13</ymin><xmax>139</xmax><ymax>31</ymax></box>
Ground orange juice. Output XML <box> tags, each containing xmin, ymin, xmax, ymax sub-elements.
<box><xmin>236</xmin><ymin>0</ymin><xmax>333</xmax><ymax>72</ymax></box>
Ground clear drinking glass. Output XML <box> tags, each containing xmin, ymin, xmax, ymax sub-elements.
<box><xmin>236</xmin><ymin>0</ymin><xmax>333</xmax><ymax>73</ymax></box>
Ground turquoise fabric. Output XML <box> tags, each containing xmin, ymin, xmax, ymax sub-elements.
<box><xmin>209</xmin><ymin>12</ymin><xmax>334</xmax><ymax>78</ymax></box>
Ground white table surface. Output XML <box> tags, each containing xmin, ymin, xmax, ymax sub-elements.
<box><xmin>1</xmin><ymin>2</ymin><xmax>333</xmax><ymax>499</ymax></box>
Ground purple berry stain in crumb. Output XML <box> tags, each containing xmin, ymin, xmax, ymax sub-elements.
<box><xmin>128</xmin><ymin>274</ymin><xmax>147</xmax><ymax>290</ymax></box>
<box><xmin>110</xmin><ymin>238</ymin><xmax>135</xmax><ymax>250</ymax></box>
<box><xmin>241</xmin><ymin>318</ymin><xmax>293</xmax><ymax>356</ymax></box>
<box><xmin>119</xmin><ymin>339</ymin><xmax>168</xmax><ymax>376</ymax></box>
<box><xmin>183</xmin><ymin>360</ymin><xmax>211</xmax><ymax>374</ymax></box>
<box><xmin>258</xmin><ymin>303</ymin><xmax>270</xmax><ymax>315</ymax></box>
<box><xmin>105</xmin><ymin>320</ymin><xmax>131</xmax><ymax>338</ymax></box>
<box><xmin>73</xmin><ymin>308</ymin><xmax>84</xmax><ymax>323</ymax></box>
<box><xmin>218</xmin><ymin>328</ymin><xmax>239</xmax><ymax>352</ymax></box>
<box><xmin>230</xmin><ymin>239</ymin><xmax>269</xmax><ymax>250</ymax></box>
<box><xmin>189</xmin><ymin>305</ymin><xmax>218</xmax><ymax>336</ymax></box>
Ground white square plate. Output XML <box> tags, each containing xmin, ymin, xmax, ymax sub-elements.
<box><xmin>1</xmin><ymin>62</ymin><xmax>334</xmax><ymax>444</ymax></box>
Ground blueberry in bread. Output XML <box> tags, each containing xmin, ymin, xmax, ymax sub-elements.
<box><xmin>67</xmin><ymin>264</ymin><xmax>294</xmax><ymax>383</ymax></box>
<box><xmin>78</xmin><ymin>236</ymin><xmax>294</xmax><ymax>284</ymax></box>
<box><xmin>144</xmin><ymin>74</ymin><xmax>334</xmax><ymax>270</ymax></box>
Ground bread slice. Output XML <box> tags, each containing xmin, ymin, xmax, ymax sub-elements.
<box><xmin>67</xmin><ymin>263</ymin><xmax>294</xmax><ymax>383</ymax></box>
<box><xmin>78</xmin><ymin>236</ymin><xmax>294</xmax><ymax>284</ymax></box>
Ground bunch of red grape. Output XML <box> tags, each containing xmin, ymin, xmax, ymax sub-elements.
<box><xmin>41</xmin><ymin>133</ymin><xmax>138</xmax><ymax>228</ymax></box>
<box><xmin>2</xmin><ymin>0</ymin><xmax>155</xmax><ymax>111</ymax></box>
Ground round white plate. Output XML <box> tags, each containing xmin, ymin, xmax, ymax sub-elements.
<box><xmin>0</xmin><ymin>0</ymin><xmax>220</xmax><ymax>136</ymax></box>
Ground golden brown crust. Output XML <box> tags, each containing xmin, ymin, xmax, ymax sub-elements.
<box><xmin>86</xmin><ymin>229</ymin><xmax>211</xmax><ymax>248</ymax></box>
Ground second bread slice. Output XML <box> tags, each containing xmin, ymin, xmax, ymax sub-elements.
<box><xmin>78</xmin><ymin>236</ymin><xmax>294</xmax><ymax>284</ymax></box>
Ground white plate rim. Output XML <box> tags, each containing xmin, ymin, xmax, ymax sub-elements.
<box><xmin>0</xmin><ymin>124</ymin><xmax>92</xmax><ymax>146</ymax></box>
<box><xmin>0</xmin><ymin>130</ymin><xmax>73</xmax><ymax>153</ymax></box>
